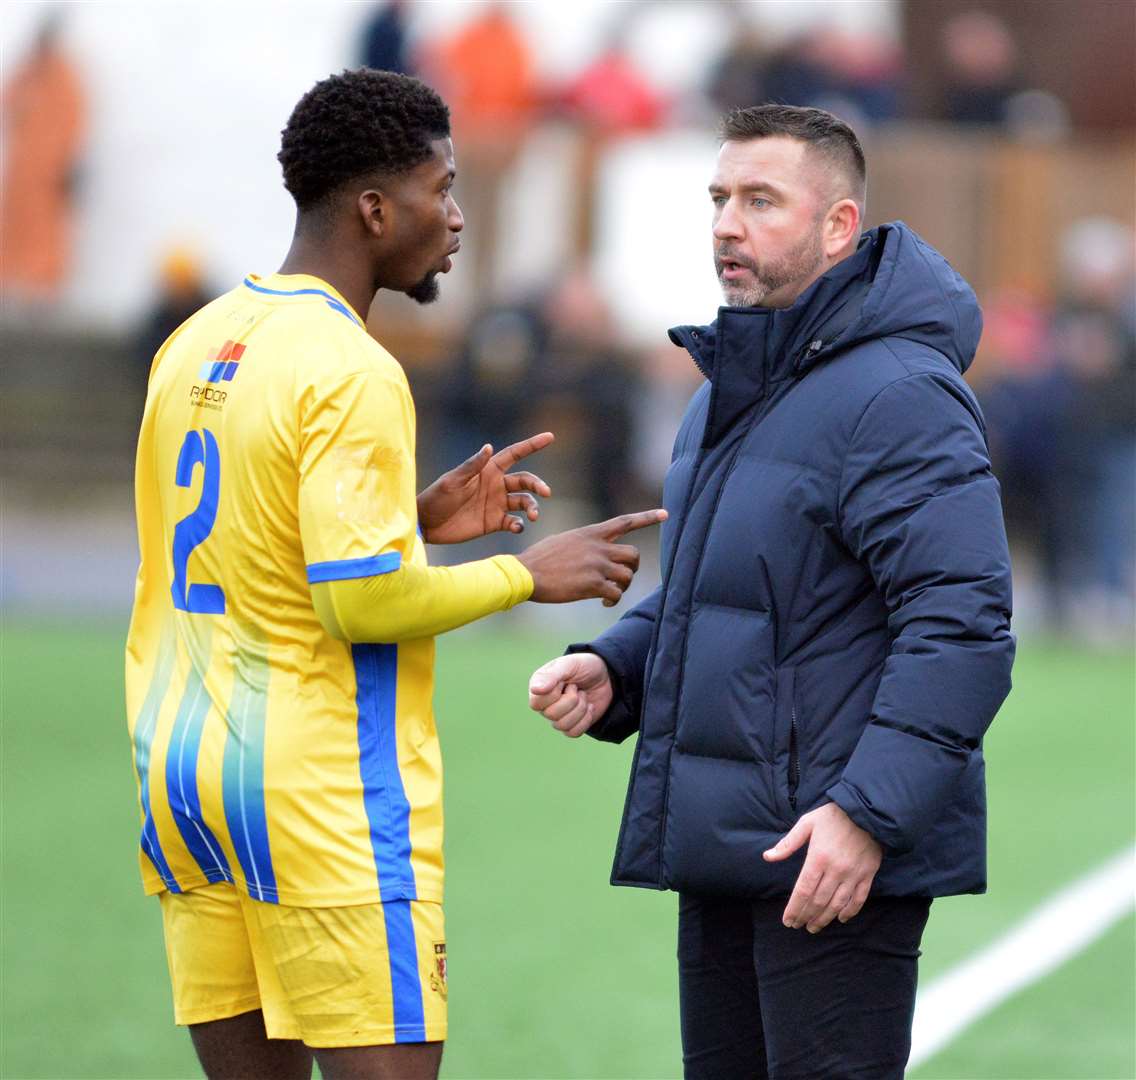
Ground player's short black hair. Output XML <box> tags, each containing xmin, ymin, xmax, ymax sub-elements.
<box><xmin>719</xmin><ymin>104</ymin><xmax>866</xmax><ymax>208</ymax></box>
<box><xmin>278</xmin><ymin>68</ymin><xmax>451</xmax><ymax>211</ymax></box>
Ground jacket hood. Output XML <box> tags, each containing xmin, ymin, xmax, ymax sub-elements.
<box><xmin>669</xmin><ymin>222</ymin><xmax>983</xmax><ymax>381</ymax></box>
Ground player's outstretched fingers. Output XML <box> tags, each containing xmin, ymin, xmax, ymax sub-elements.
<box><xmin>452</xmin><ymin>444</ymin><xmax>493</xmax><ymax>480</ymax></box>
<box><xmin>595</xmin><ymin>508</ymin><xmax>668</xmax><ymax>540</ymax></box>
<box><xmin>506</xmin><ymin>492</ymin><xmax>540</xmax><ymax>521</ymax></box>
<box><xmin>504</xmin><ymin>471</ymin><xmax>552</xmax><ymax>499</ymax></box>
<box><xmin>493</xmin><ymin>432</ymin><xmax>554</xmax><ymax>470</ymax></box>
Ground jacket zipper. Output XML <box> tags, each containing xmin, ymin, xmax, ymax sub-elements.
<box><xmin>788</xmin><ymin>701</ymin><xmax>800</xmax><ymax>812</ymax></box>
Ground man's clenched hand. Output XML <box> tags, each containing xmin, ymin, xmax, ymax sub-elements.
<box><xmin>528</xmin><ymin>653</ymin><xmax>613</xmax><ymax>738</ymax></box>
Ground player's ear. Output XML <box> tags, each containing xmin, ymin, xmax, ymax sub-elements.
<box><xmin>357</xmin><ymin>189</ymin><xmax>386</xmax><ymax>239</ymax></box>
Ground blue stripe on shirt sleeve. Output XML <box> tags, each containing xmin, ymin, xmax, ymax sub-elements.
<box><xmin>306</xmin><ymin>551</ymin><xmax>402</xmax><ymax>584</ymax></box>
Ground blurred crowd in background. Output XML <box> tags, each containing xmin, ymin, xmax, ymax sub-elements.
<box><xmin>2</xmin><ymin>0</ymin><xmax>1133</xmax><ymax>641</ymax></box>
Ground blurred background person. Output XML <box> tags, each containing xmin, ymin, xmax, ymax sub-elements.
<box><xmin>356</xmin><ymin>0</ymin><xmax>414</xmax><ymax>76</ymax></box>
<box><xmin>0</xmin><ymin>12</ymin><xmax>86</xmax><ymax>309</ymax></box>
<box><xmin>1050</xmin><ymin>218</ymin><xmax>1136</xmax><ymax>636</ymax></box>
<box><xmin>760</xmin><ymin>28</ymin><xmax>902</xmax><ymax>127</ymax></box>
<box><xmin>131</xmin><ymin>245</ymin><xmax>215</xmax><ymax>423</ymax></box>
<box><xmin>556</xmin><ymin>17</ymin><xmax>669</xmax><ymax>137</ymax></box>
<box><xmin>438</xmin><ymin>267</ymin><xmax>641</xmax><ymax>532</ymax></box>
<box><xmin>527</xmin><ymin>267</ymin><xmax>641</xmax><ymax>524</ymax></box>
<box><xmin>421</xmin><ymin>3</ymin><xmax>537</xmax><ymax>291</ymax></box>
<box><xmin>939</xmin><ymin>10</ymin><xmax>1021</xmax><ymax>125</ymax></box>
<box><xmin>134</xmin><ymin>246</ymin><xmax>213</xmax><ymax>371</ymax></box>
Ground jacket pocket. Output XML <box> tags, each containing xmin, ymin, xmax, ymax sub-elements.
<box><xmin>774</xmin><ymin>666</ymin><xmax>800</xmax><ymax>823</ymax></box>
<box><xmin>675</xmin><ymin>604</ymin><xmax>775</xmax><ymax>763</ymax></box>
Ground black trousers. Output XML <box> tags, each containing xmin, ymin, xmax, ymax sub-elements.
<box><xmin>678</xmin><ymin>893</ymin><xmax>932</xmax><ymax>1080</ymax></box>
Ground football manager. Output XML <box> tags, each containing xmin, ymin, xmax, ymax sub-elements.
<box><xmin>529</xmin><ymin>104</ymin><xmax>1015</xmax><ymax>1079</ymax></box>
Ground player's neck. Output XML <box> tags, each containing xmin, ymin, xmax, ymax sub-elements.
<box><xmin>278</xmin><ymin>235</ymin><xmax>373</xmax><ymax>325</ymax></box>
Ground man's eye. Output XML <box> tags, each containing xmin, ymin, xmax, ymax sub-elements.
<box><xmin>752</xmin><ymin>197</ymin><xmax>770</xmax><ymax>209</ymax></box>
<box><xmin>711</xmin><ymin>195</ymin><xmax>726</xmax><ymax>207</ymax></box>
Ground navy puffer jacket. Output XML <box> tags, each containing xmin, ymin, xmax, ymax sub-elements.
<box><xmin>572</xmin><ymin>223</ymin><xmax>1014</xmax><ymax>899</ymax></box>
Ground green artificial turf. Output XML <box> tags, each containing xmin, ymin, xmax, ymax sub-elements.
<box><xmin>911</xmin><ymin>914</ymin><xmax>1136</xmax><ymax>1080</ymax></box>
<box><xmin>1</xmin><ymin>616</ymin><xmax>1132</xmax><ymax>1079</ymax></box>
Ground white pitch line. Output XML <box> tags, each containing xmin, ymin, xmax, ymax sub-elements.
<box><xmin>909</xmin><ymin>843</ymin><xmax>1136</xmax><ymax>1070</ymax></box>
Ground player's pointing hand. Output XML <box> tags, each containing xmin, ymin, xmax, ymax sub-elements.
<box><xmin>517</xmin><ymin>508</ymin><xmax>667</xmax><ymax>607</ymax></box>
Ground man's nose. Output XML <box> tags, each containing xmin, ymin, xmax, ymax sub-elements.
<box><xmin>448</xmin><ymin>197</ymin><xmax>464</xmax><ymax>233</ymax></box>
<box><xmin>712</xmin><ymin>199</ymin><xmax>744</xmax><ymax>241</ymax></box>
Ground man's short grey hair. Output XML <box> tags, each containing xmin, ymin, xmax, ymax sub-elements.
<box><xmin>719</xmin><ymin>104</ymin><xmax>867</xmax><ymax>210</ymax></box>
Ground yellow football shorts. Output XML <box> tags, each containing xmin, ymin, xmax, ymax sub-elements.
<box><xmin>159</xmin><ymin>882</ymin><xmax>447</xmax><ymax>1047</ymax></box>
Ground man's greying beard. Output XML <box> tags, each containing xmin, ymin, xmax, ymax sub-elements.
<box><xmin>716</xmin><ymin>221</ymin><xmax>826</xmax><ymax>308</ymax></box>
<box><xmin>407</xmin><ymin>272</ymin><xmax>440</xmax><ymax>304</ymax></box>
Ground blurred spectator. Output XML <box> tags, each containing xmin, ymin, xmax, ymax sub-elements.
<box><xmin>557</xmin><ymin>23</ymin><xmax>668</xmax><ymax>136</ymax></box>
<box><xmin>0</xmin><ymin>14</ymin><xmax>86</xmax><ymax>306</ymax></box>
<box><xmin>812</xmin><ymin>30</ymin><xmax>903</xmax><ymax>123</ymax></box>
<box><xmin>980</xmin><ymin>291</ymin><xmax>1079</xmax><ymax>629</ymax></box>
<box><xmin>422</xmin><ymin>3</ymin><xmax>537</xmax><ymax>290</ymax></box>
<box><xmin>440</xmin><ymin>297</ymin><xmax>545</xmax><ymax>467</ymax></box>
<box><xmin>136</xmin><ymin>246</ymin><xmax>213</xmax><ymax>368</ymax></box>
<box><xmin>440</xmin><ymin>268</ymin><xmax>641</xmax><ymax>524</ymax></box>
<box><xmin>357</xmin><ymin>1</ymin><xmax>413</xmax><ymax>76</ymax></box>
<box><xmin>533</xmin><ymin>269</ymin><xmax>642</xmax><ymax>521</ymax></box>
<box><xmin>631</xmin><ymin>342</ymin><xmax>705</xmax><ymax>502</ymax></box>
<box><xmin>758</xmin><ymin>29</ymin><xmax>902</xmax><ymax>125</ymax></box>
<box><xmin>1053</xmin><ymin>218</ymin><xmax>1136</xmax><ymax>633</ymax></box>
<box><xmin>426</xmin><ymin>3</ymin><xmax>536</xmax><ymax>145</ymax></box>
<box><xmin>761</xmin><ymin>35</ymin><xmax>833</xmax><ymax>113</ymax></box>
<box><xmin>1003</xmin><ymin>89</ymin><xmax>1070</xmax><ymax>143</ymax></box>
<box><xmin>706</xmin><ymin>29</ymin><xmax>768</xmax><ymax>115</ymax></box>
<box><xmin>940</xmin><ymin>10</ymin><xmax>1021</xmax><ymax>125</ymax></box>
<box><xmin>982</xmin><ymin>219</ymin><xmax>1135</xmax><ymax>636</ymax></box>
<box><xmin>133</xmin><ymin>246</ymin><xmax>214</xmax><ymax>421</ymax></box>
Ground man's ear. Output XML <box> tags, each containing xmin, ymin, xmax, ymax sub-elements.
<box><xmin>823</xmin><ymin>199</ymin><xmax>860</xmax><ymax>258</ymax></box>
<box><xmin>358</xmin><ymin>189</ymin><xmax>386</xmax><ymax>239</ymax></box>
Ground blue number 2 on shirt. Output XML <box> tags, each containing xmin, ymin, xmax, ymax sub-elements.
<box><xmin>171</xmin><ymin>429</ymin><xmax>225</xmax><ymax>614</ymax></box>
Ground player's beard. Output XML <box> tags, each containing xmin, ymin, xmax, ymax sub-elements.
<box><xmin>407</xmin><ymin>272</ymin><xmax>440</xmax><ymax>304</ymax></box>
<box><xmin>716</xmin><ymin>224</ymin><xmax>825</xmax><ymax>308</ymax></box>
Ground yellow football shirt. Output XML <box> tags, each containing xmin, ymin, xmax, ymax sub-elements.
<box><xmin>125</xmin><ymin>272</ymin><xmax>527</xmax><ymax>908</ymax></box>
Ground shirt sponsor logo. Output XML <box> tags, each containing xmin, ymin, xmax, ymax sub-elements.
<box><xmin>189</xmin><ymin>384</ymin><xmax>227</xmax><ymax>410</ymax></box>
<box><xmin>190</xmin><ymin>340</ymin><xmax>245</xmax><ymax>409</ymax></box>
<box><xmin>198</xmin><ymin>340</ymin><xmax>246</xmax><ymax>384</ymax></box>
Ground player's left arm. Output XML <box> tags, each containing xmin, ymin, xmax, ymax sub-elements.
<box><xmin>766</xmin><ymin>371</ymin><xmax>1015</xmax><ymax>932</ymax></box>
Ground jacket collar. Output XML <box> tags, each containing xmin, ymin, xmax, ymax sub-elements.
<box><xmin>668</xmin><ymin>236</ymin><xmax>876</xmax><ymax>447</ymax></box>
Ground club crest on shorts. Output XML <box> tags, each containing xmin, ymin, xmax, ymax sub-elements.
<box><xmin>430</xmin><ymin>942</ymin><xmax>447</xmax><ymax>999</ymax></box>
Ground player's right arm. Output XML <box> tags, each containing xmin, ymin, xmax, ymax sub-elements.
<box><xmin>299</xmin><ymin>355</ymin><xmax>664</xmax><ymax>645</ymax></box>
<box><xmin>310</xmin><ymin>510</ymin><xmax>665</xmax><ymax>644</ymax></box>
